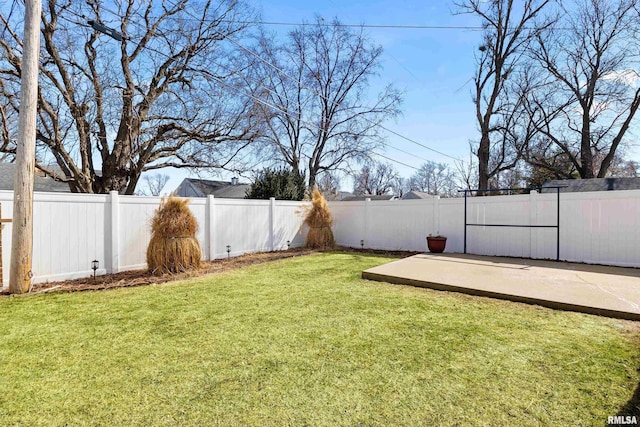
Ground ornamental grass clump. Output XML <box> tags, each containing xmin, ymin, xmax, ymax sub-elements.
<box><xmin>304</xmin><ymin>187</ymin><xmax>335</xmax><ymax>249</ymax></box>
<box><xmin>146</xmin><ymin>197</ymin><xmax>201</xmax><ymax>274</ymax></box>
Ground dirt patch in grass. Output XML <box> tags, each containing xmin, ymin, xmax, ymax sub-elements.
<box><xmin>24</xmin><ymin>249</ymin><xmax>318</xmax><ymax>294</ymax></box>
<box><xmin>1</xmin><ymin>247</ymin><xmax>418</xmax><ymax>296</ymax></box>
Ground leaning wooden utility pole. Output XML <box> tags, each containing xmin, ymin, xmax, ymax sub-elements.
<box><xmin>9</xmin><ymin>0</ymin><xmax>42</xmax><ymax>294</ymax></box>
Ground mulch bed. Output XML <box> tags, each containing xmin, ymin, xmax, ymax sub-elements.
<box><xmin>1</xmin><ymin>247</ymin><xmax>418</xmax><ymax>296</ymax></box>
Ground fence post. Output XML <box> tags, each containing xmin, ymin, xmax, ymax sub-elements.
<box><xmin>207</xmin><ymin>195</ymin><xmax>216</xmax><ymax>260</ymax></box>
<box><xmin>434</xmin><ymin>195</ymin><xmax>441</xmax><ymax>235</ymax></box>
<box><xmin>107</xmin><ymin>190</ymin><xmax>119</xmax><ymax>274</ymax></box>
<box><xmin>529</xmin><ymin>190</ymin><xmax>538</xmax><ymax>259</ymax></box>
<box><xmin>364</xmin><ymin>198</ymin><xmax>371</xmax><ymax>248</ymax></box>
<box><xmin>269</xmin><ymin>197</ymin><xmax>276</xmax><ymax>251</ymax></box>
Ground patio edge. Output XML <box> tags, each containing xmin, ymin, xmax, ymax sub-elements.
<box><xmin>362</xmin><ymin>270</ymin><xmax>640</xmax><ymax>321</ymax></box>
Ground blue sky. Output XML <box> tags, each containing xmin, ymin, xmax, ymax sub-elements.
<box><xmin>159</xmin><ymin>0</ymin><xmax>640</xmax><ymax>194</ymax></box>
<box><xmin>160</xmin><ymin>0</ymin><xmax>486</xmax><ymax>193</ymax></box>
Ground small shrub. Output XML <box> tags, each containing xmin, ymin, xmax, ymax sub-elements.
<box><xmin>304</xmin><ymin>187</ymin><xmax>335</xmax><ymax>249</ymax></box>
<box><xmin>146</xmin><ymin>197</ymin><xmax>201</xmax><ymax>274</ymax></box>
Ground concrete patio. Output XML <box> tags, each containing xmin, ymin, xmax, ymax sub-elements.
<box><xmin>362</xmin><ymin>253</ymin><xmax>640</xmax><ymax>321</ymax></box>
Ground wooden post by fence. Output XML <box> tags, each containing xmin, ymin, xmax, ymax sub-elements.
<box><xmin>9</xmin><ymin>0</ymin><xmax>42</xmax><ymax>293</ymax></box>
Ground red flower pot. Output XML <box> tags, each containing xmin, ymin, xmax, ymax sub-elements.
<box><xmin>426</xmin><ymin>236</ymin><xmax>447</xmax><ymax>253</ymax></box>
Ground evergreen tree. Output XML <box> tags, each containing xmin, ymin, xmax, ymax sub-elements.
<box><xmin>245</xmin><ymin>168</ymin><xmax>306</xmax><ymax>200</ymax></box>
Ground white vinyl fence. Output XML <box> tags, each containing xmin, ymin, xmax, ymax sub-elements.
<box><xmin>0</xmin><ymin>188</ymin><xmax>639</xmax><ymax>286</ymax></box>
<box><xmin>330</xmin><ymin>189</ymin><xmax>640</xmax><ymax>268</ymax></box>
<box><xmin>0</xmin><ymin>191</ymin><xmax>308</xmax><ymax>285</ymax></box>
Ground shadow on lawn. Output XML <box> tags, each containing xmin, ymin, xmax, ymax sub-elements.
<box><xmin>608</xmin><ymin>376</ymin><xmax>640</xmax><ymax>426</ymax></box>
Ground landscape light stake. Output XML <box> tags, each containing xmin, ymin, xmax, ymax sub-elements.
<box><xmin>226</xmin><ymin>245</ymin><xmax>231</xmax><ymax>258</ymax></box>
<box><xmin>287</xmin><ymin>240</ymin><xmax>291</xmax><ymax>249</ymax></box>
<box><xmin>91</xmin><ymin>260</ymin><xmax>99</xmax><ymax>281</ymax></box>
<box><xmin>360</xmin><ymin>239</ymin><xmax>364</xmax><ymax>249</ymax></box>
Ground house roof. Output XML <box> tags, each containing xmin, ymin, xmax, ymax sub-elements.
<box><xmin>0</xmin><ymin>163</ymin><xmax>71</xmax><ymax>192</ymax></box>
<box><xmin>340</xmin><ymin>194</ymin><xmax>395</xmax><ymax>201</ymax></box>
<box><xmin>174</xmin><ymin>178</ymin><xmax>251</xmax><ymax>198</ymax></box>
<box><xmin>323</xmin><ymin>190</ymin><xmax>353</xmax><ymax>201</ymax></box>
<box><xmin>402</xmin><ymin>190</ymin><xmax>438</xmax><ymax>200</ymax></box>
<box><xmin>541</xmin><ymin>178</ymin><xmax>640</xmax><ymax>193</ymax></box>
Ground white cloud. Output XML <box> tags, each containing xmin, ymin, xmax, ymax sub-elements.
<box><xmin>602</xmin><ymin>69</ymin><xmax>639</xmax><ymax>87</ymax></box>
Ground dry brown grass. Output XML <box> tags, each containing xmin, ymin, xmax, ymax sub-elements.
<box><xmin>150</xmin><ymin>197</ymin><xmax>198</xmax><ymax>237</ymax></box>
<box><xmin>304</xmin><ymin>187</ymin><xmax>335</xmax><ymax>249</ymax></box>
<box><xmin>147</xmin><ymin>197</ymin><xmax>201</xmax><ymax>274</ymax></box>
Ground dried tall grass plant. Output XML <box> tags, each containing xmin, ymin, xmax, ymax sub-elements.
<box><xmin>304</xmin><ymin>187</ymin><xmax>335</xmax><ymax>249</ymax></box>
<box><xmin>146</xmin><ymin>197</ymin><xmax>201</xmax><ymax>274</ymax></box>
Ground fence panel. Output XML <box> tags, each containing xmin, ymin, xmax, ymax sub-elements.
<box><xmin>0</xmin><ymin>191</ymin><xmax>310</xmax><ymax>285</ymax></box>
<box><xmin>273</xmin><ymin>201</ymin><xmax>307</xmax><ymax>250</ymax></box>
<box><xmin>213</xmin><ymin>199</ymin><xmax>271</xmax><ymax>258</ymax></box>
<box><xmin>560</xmin><ymin>191</ymin><xmax>640</xmax><ymax>267</ymax></box>
<box><xmin>438</xmin><ymin>198</ymin><xmax>464</xmax><ymax>253</ymax></box>
<box><xmin>330</xmin><ymin>201</ymin><xmax>366</xmax><ymax>248</ymax></box>
<box><xmin>367</xmin><ymin>200</ymin><xmax>435</xmax><ymax>251</ymax></box>
<box><xmin>330</xmin><ymin>190</ymin><xmax>640</xmax><ymax>268</ymax></box>
<box><xmin>0</xmin><ymin>191</ymin><xmax>109</xmax><ymax>284</ymax></box>
<box><xmin>2</xmin><ymin>188</ymin><xmax>640</xmax><ymax>287</ymax></box>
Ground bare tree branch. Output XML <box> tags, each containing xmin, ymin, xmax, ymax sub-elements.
<box><xmin>0</xmin><ymin>0</ymin><xmax>259</xmax><ymax>194</ymax></box>
<box><xmin>457</xmin><ymin>0</ymin><xmax>555</xmax><ymax>193</ymax></box>
<box><xmin>248</xmin><ymin>17</ymin><xmax>402</xmax><ymax>188</ymax></box>
<box><xmin>524</xmin><ymin>0</ymin><xmax>640</xmax><ymax>178</ymax></box>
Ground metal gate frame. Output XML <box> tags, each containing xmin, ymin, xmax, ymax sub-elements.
<box><xmin>458</xmin><ymin>186</ymin><xmax>567</xmax><ymax>261</ymax></box>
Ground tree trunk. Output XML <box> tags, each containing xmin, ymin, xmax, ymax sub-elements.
<box><xmin>308</xmin><ymin>169</ymin><xmax>317</xmax><ymax>190</ymax></box>
<box><xmin>477</xmin><ymin>133</ymin><xmax>490</xmax><ymax>194</ymax></box>
<box><xmin>579</xmin><ymin>111</ymin><xmax>594</xmax><ymax>178</ymax></box>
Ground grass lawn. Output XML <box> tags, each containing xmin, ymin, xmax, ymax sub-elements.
<box><xmin>0</xmin><ymin>252</ymin><xmax>638</xmax><ymax>426</ymax></box>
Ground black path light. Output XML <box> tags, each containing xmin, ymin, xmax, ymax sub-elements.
<box><xmin>287</xmin><ymin>240</ymin><xmax>291</xmax><ymax>249</ymax></box>
<box><xmin>226</xmin><ymin>245</ymin><xmax>231</xmax><ymax>258</ymax></box>
<box><xmin>360</xmin><ymin>239</ymin><xmax>364</xmax><ymax>249</ymax></box>
<box><xmin>91</xmin><ymin>260</ymin><xmax>99</xmax><ymax>280</ymax></box>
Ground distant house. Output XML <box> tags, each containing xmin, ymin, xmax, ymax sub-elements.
<box><xmin>340</xmin><ymin>194</ymin><xmax>396</xmax><ymax>201</ymax></box>
<box><xmin>401</xmin><ymin>190</ymin><xmax>438</xmax><ymax>200</ymax></box>
<box><xmin>323</xmin><ymin>190</ymin><xmax>353</xmax><ymax>201</ymax></box>
<box><xmin>541</xmin><ymin>178</ymin><xmax>640</xmax><ymax>193</ymax></box>
<box><xmin>174</xmin><ymin>177</ymin><xmax>251</xmax><ymax>199</ymax></box>
<box><xmin>0</xmin><ymin>163</ymin><xmax>71</xmax><ymax>192</ymax></box>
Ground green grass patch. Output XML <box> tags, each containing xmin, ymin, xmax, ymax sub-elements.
<box><xmin>0</xmin><ymin>252</ymin><xmax>638</xmax><ymax>426</ymax></box>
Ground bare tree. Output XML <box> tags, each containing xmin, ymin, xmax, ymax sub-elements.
<box><xmin>524</xmin><ymin>0</ymin><xmax>640</xmax><ymax>179</ymax></box>
<box><xmin>249</xmin><ymin>18</ymin><xmax>402</xmax><ymax>188</ymax></box>
<box><xmin>525</xmin><ymin>148</ymin><xmax>579</xmax><ymax>187</ymax></box>
<box><xmin>352</xmin><ymin>162</ymin><xmax>399</xmax><ymax>195</ymax></box>
<box><xmin>458</xmin><ymin>0</ymin><xmax>554</xmax><ymax>193</ymax></box>
<box><xmin>316</xmin><ymin>171</ymin><xmax>342</xmax><ymax>194</ymax></box>
<box><xmin>408</xmin><ymin>161</ymin><xmax>458</xmax><ymax>197</ymax></box>
<box><xmin>608</xmin><ymin>160</ymin><xmax>640</xmax><ymax>178</ymax></box>
<box><xmin>390</xmin><ymin>176</ymin><xmax>407</xmax><ymax>198</ymax></box>
<box><xmin>0</xmin><ymin>0</ymin><xmax>260</xmax><ymax>194</ymax></box>
<box><xmin>0</xmin><ymin>77</ymin><xmax>17</xmax><ymax>163</ymax></box>
<box><xmin>454</xmin><ymin>146</ymin><xmax>479</xmax><ymax>191</ymax></box>
<box><xmin>612</xmin><ymin>160</ymin><xmax>640</xmax><ymax>178</ymax></box>
<box><xmin>138</xmin><ymin>173</ymin><xmax>170</xmax><ymax>196</ymax></box>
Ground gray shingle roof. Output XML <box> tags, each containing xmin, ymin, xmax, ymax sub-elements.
<box><xmin>340</xmin><ymin>194</ymin><xmax>395</xmax><ymax>201</ymax></box>
<box><xmin>174</xmin><ymin>178</ymin><xmax>251</xmax><ymax>198</ymax></box>
<box><xmin>402</xmin><ymin>190</ymin><xmax>438</xmax><ymax>200</ymax></box>
<box><xmin>0</xmin><ymin>163</ymin><xmax>71</xmax><ymax>192</ymax></box>
<box><xmin>542</xmin><ymin>178</ymin><xmax>640</xmax><ymax>193</ymax></box>
<box><xmin>323</xmin><ymin>191</ymin><xmax>353</xmax><ymax>201</ymax></box>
